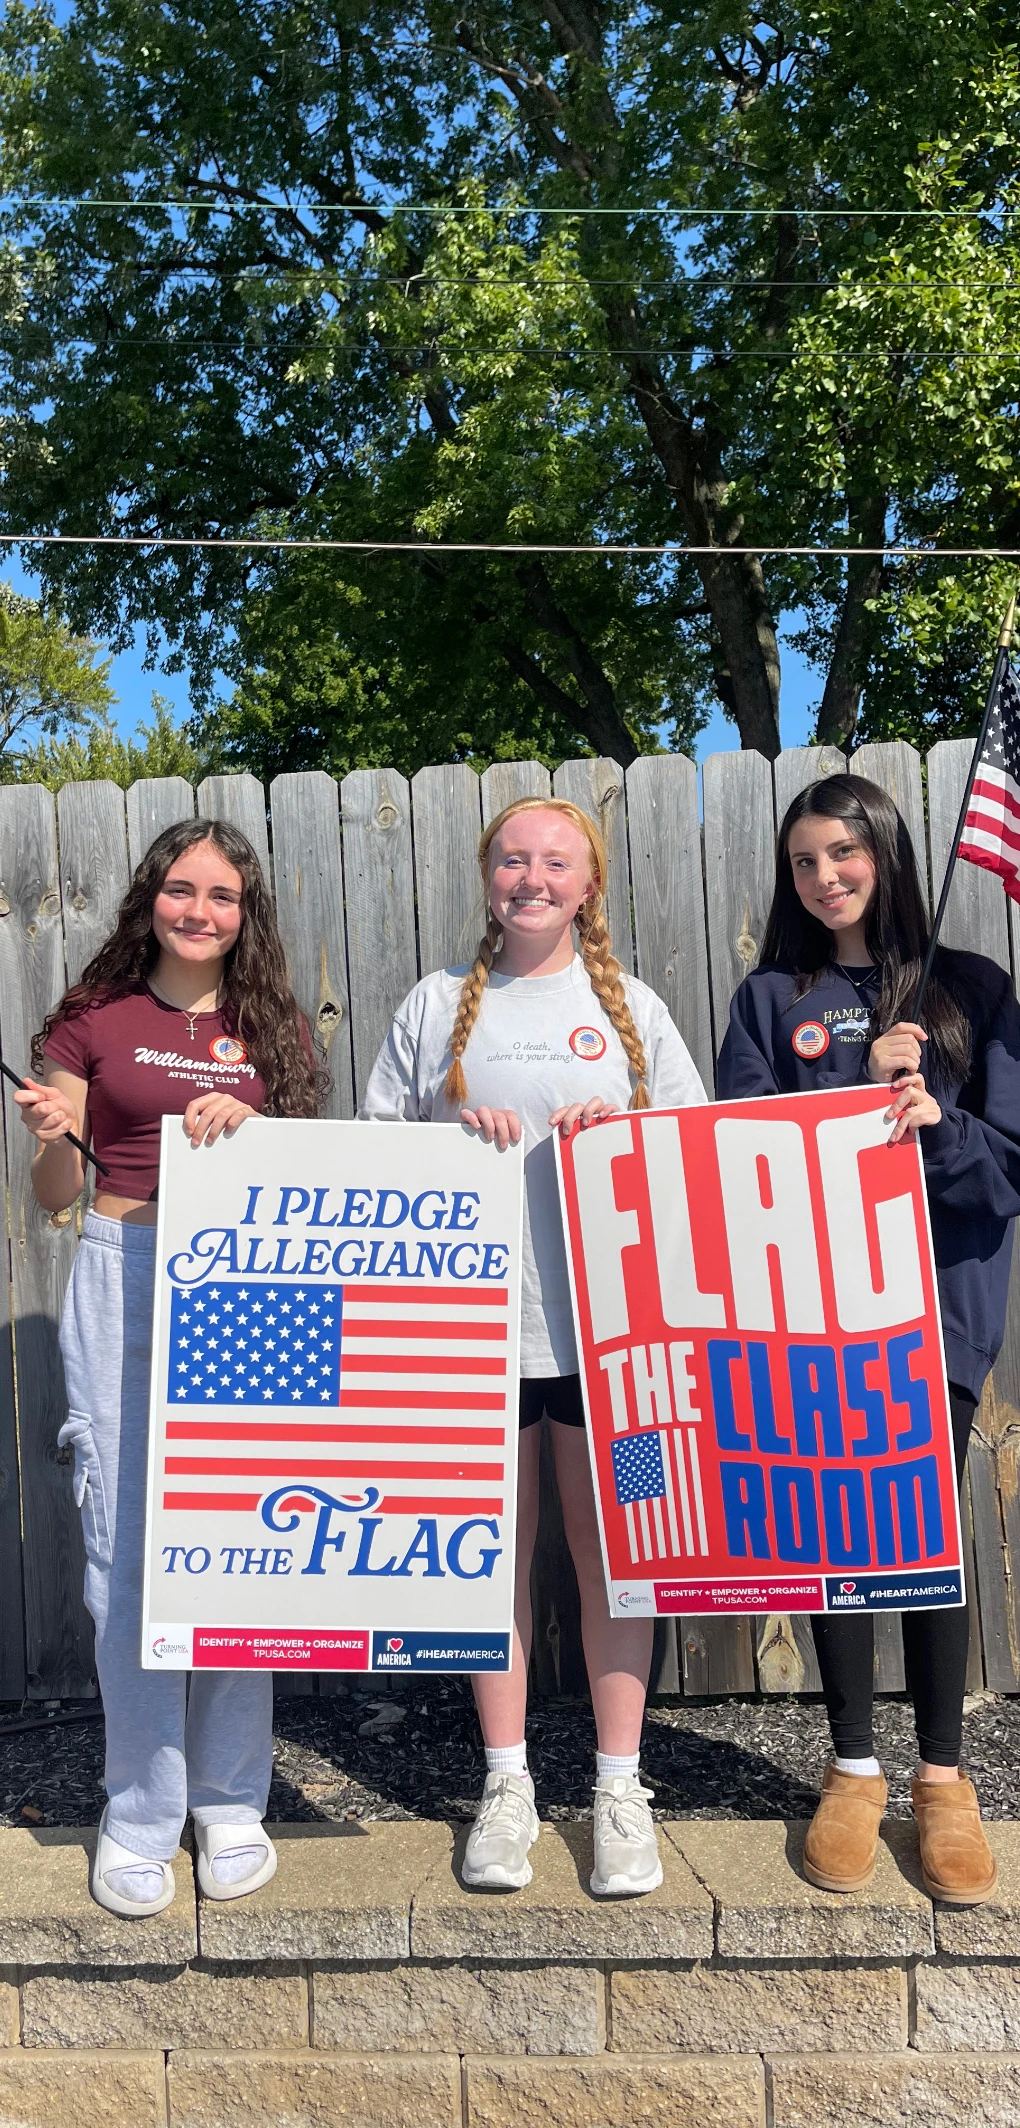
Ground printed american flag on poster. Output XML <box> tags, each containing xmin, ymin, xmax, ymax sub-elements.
<box><xmin>958</xmin><ymin>658</ymin><xmax>1020</xmax><ymax>902</ymax></box>
<box><xmin>162</xmin><ymin>1280</ymin><xmax>508</xmax><ymax>1521</ymax></box>
<box><xmin>610</xmin><ymin>1426</ymin><xmax>708</xmax><ymax>1566</ymax></box>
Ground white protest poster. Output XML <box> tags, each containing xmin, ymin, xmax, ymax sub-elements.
<box><xmin>141</xmin><ymin>1118</ymin><xmax>523</xmax><ymax>1675</ymax></box>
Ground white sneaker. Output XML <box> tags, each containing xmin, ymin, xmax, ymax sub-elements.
<box><xmin>462</xmin><ymin>1772</ymin><xmax>540</xmax><ymax>1889</ymax></box>
<box><xmin>590</xmin><ymin>1775</ymin><xmax>663</xmax><ymax>1896</ymax></box>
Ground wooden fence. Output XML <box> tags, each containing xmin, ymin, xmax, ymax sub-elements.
<box><xmin>0</xmin><ymin>744</ymin><xmax>1018</xmax><ymax>1705</ymax></box>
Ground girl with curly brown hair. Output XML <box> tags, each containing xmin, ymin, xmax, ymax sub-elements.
<box><xmin>15</xmin><ymin>819</ymin><xmax>323</xmax><ymax>1918</ymax></box>
<box><xmin>362</xmin><ymin>797</ymin><xmax>707</xmax><ymax>1896</ymax></box>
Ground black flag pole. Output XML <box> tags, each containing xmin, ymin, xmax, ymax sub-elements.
<box><xmin>911</xmin><ymin>587</ymin><xmax>1019</xmax><ymax>1029</ymax></box>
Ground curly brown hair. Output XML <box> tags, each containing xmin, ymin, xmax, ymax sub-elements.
<box><xmin>34</xmin><ymin>818</ymin><xmax>326</xmax><ymax>1117</ymax></box>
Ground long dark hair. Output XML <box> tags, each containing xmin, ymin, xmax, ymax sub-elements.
<box><xmin>759</xmin><ymin>774</ymin><xmax>972</xmax><ymax>1083</ymax></box>
<box><xmin>35</xmin><ymin>818</ymin><xmax>326</xmax><ymax>1117</ymax></box>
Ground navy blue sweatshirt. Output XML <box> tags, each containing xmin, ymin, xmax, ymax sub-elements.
<box><xmin>717</xmin><ymin>951</ymin><xmax>1020</xmax><ymax>1400</ymax></box>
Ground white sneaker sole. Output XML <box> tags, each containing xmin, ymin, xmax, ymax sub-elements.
<box><xmin>590</xmin><ymin>1858</ymin><xmax>664</xmax><ymax>1898</ymax></box>
<box><xmin>462</xmin><ymin>1824</ymin><xmax>540</xmax><ymax>1890</ymax></box>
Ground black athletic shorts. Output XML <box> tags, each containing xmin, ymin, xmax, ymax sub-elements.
<box><xmin>519</xmin><ymin>1375</ymin><xmax>586</xmax><ymax>1429</ymax></box>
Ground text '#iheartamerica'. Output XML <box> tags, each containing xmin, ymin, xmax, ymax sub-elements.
<box><xmin>163</xmin><ymin>1280</ymin><xmax>508</xmax><ymax>1521</ymax></box>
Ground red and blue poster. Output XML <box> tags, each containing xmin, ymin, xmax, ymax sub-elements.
<box><xmin>556</xmin><ymin>1084</ymin><xmax>964</xmax><ymax>1617</ymax></box>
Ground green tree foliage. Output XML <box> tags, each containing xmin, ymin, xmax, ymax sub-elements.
<box><xmin>0</xmin><ymin>577</ymin><xmax>114</xmax><ymax>758</ymax></box>
<box><xmin>2</xmin><ymin>691</ymin><xmax>208</xmax><ymax>788</ymax></box>
<box><xmin>0</xmin><ymin>1</ymin><xmax>1017</xmax><ymax>766</ymax></box>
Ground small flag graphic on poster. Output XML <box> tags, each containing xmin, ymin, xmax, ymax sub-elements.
<box><xmin>610</xmin><ymin>1429</ymin><xmax>686</xmax><ymax>1563</ymax></box>
<box><xmin>611</xmin><ymin>1431</ymin><xmax>667</xmax><ymax>1505</ymax></box>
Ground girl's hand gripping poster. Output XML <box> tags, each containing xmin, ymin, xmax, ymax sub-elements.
<box><xmin>556</xmin><ymin>1085</ymin><xmax>965</xmax><ymax>1618</ymax></box>
<box><xmin>142</xmin><ymin>1117</ymin><xmax>523</xmax><ymax>1672</ymax></box>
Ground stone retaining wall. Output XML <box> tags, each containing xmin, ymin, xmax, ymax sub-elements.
<box><xmin>1</xmin><ymin>1819</ymin><xmax>1019</xmax><ymax>2124</ymax></box>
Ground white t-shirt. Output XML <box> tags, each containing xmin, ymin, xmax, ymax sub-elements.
<box><xmin>359</xmin><ymin>955</ymin><xmax>708</xmax><ymax>1376</ymax></box>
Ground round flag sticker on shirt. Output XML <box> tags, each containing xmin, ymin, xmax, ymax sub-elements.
<box><xmin>209</xmin><ymin>1034</ymin><xmax>247</xmax><ymax>1066</ymax></box>
<box><xmin>792</xmin><ymin>1020</ymin><xmax>829</xmax><ymax>1061</ymax></box>
<box><xmin>570</xmin><ymin>1026</ymin><xmax>607</xmax><ymax>1061</ymax></box>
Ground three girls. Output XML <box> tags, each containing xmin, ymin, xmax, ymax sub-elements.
<box><xmin>17</xmin><ymin>820</ymin><xmax>322</xmax><ymax>1915</ymax></box>
<box><xmin>719</xmin><ymin>774</ymin><xmax>1020</xmax><ymax>1904</ymax></box>
<box><xmin>362</xmin><ymin>797</ymin><xmax>708</xmax><ymax>1894</ymax></box>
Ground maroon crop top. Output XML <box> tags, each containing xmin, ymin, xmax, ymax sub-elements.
<box><xmin>44</xmin><ymin>983</ymin><xmax>267</xmax><ymax>1200</ymax></box>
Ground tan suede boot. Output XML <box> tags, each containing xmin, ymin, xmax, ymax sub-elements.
<box><xmin>802</xmin><ymin>1763</ymin><xmax>888</xmax><ymax>1892</ymax></box>
<box><xmin>912</xmin><ymin>1775</ymin><xmax>997</xmax><ymax>1904</ymax></box>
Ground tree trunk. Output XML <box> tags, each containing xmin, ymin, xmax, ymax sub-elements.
<box><xmin>816</xmin><ymin>492</ymin><xmax>887</xmax><ymax>747</ymax></box>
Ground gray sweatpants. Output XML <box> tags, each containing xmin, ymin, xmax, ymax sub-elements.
<box><xmin>59</xmin><ymin>1213</ymin><xmax>273</xmax><ymax>1860</ymax></box>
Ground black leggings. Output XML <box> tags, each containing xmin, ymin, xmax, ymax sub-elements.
<box><xmin>810</xmin><ymin>1384</ymin><xmax>977</xmax><ymax>1768</ymax></box>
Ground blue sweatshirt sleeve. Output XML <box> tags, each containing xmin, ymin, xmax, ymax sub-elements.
<box><xmin>921</xmin><ymin>972</ymin><xmax>1020</xmax><ymax>1218</ymax></box>
<box><xmin>717</xmin><ymin>981</ymin><xmax>781</xmax><ymax>1097</ymax></box>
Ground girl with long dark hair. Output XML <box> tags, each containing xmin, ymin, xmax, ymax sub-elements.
<box><xmin>16</xmin><ymin>819</ymin><xmax>323</xmax><ymax>1916</ymax></box>
<box><xmin>718</xmin><ymin>773</ymin><xmax>1020</xmax><ymax>1904</ymax></box>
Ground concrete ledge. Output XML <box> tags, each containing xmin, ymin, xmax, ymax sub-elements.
<box><xmin>2</xmin><ymin>1819</ymin><xmax>1020</xmax><ymax>2126</ymax></box>
<box><xmin>771</xmin><ymin>2049</ymin><xmax>1020</xmax><ymax>2127</ymax></box>
<box><xmin>196</xmin><ymin>1820</ymin><xmax>449</xmax><ymax>1961</ymax></box>
<box><xmin>933</xmin><ymin>1828</ymin><xmax>1020</xmax><ymax>1955</ymax></box>
<box><xmin>463</xmin><ymin>2052</ymin><xmax>766</xmax><ymax>2127</ymax></box>
<box><xmin>0</xmin><ymin>2047</ymin><xmax>166</xmax><ymax>2125</ymax></box>
<box><xmin>410</xmin><ymin>1821</ymin><xmax>713</xmax><ymax>1962</ymax></box>
<box><xmin>20</xmin><ymin>1960</ymin><xmax>309</xmax><ymax>2051</ymax></box>
<box><xmin>167</xmin><ymin>2049</ymin><xmax>462</xmax><ymax>2128</ymax></box>
<box><xmin>609</xmin><ymin>1959</ymin><xmax>908</xmax><ymax>2054</ymax></box>
<box><xmin>0</xmin><ymin>1829</ymin><xmax>196</xmax><ymax>1967</ymax></box>
<box><xmin>311</xmin><ymin>1959</ymin><xmax>604</xmax><ymax>2054</ymax></box>
<box><xmin>669</xmin><ymin>1821</ymin><xmax>934</xmax><ymax>1959</ymax></box>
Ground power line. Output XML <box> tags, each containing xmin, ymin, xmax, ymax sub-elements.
<box><xmin>0</xmin><ymin>535</ymin><xmax>1016</xmax><ymax>557</ymax></box>
<box><xmin>3</xmin><ymin>196</ymin><xmax>1017</xmax><ymax>219</ymax></box>
<box><xmin>30</xmin><ymin>339</ymin><xmax>1020</xmax><ymax>359</ymax></box>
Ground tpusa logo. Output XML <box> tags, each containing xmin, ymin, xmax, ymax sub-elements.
<box><xmin>615</xmin><ymin>1587</ymin><xmax>655</xmax><ymax>1612</ymax></box>
<box><xmin>151</xmin><ymin>1636</ymin><xmax>189</xmax><ymax>1660</ymax></box>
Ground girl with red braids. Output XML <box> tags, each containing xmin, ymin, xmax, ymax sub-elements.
<box><xmin>362</xmin><ymin>798</ymin><xmax>707</xmax><ymax>1894</ymax></box>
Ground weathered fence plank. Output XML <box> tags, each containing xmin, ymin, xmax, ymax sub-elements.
<box><xmin>552</xmin><ymin>758</ymin><xmax>634</xmax><ymax>973</ymax></box>
<box><xmin>411</xmin><ymin>765</ymin><xmax>483</xmax><ymax>973</ymax></box>
<box><xmin>57</xmin><ymin>782</ymin><xmax>130</xmax><ymax>987</ymax></box>
<box><xmin>198</xmin><ymin>773</ymin><xmax>271</xmax><ymax>878</ymax></box>
<box><xmin>270</xmin><ymin>774</ymin><xmax>354</xmax><ymax>1121</ymax></box>
<box><xmin>340</xmin><ymin>769</ymin><xmax>418</xmax><ymax>1103</ymax></box>
<box><xmin>626</xmin><ymin>756</ymin><xmax>714</xmax><ymax>1094</ymax></box>
<box><xmin>850</xmin><ymin>742</ymin><xmax>927</xmax><ymax>881</ymax></box>
<box><xmin>126</xmin><ymin>776</ymin><xmax>196</xmax><ymax>870</ymax></box>
<box><xmin>480</xmin><ymin>761</ymin><xmax>551</xmax><ymax>825</ymax></box>
<box><xmin>703</xmin><ymin>750</ymin><xmax>775</xmax><ymax>1061</ymax></box>
<box><xmin>772</xmin><ymin>744</ymin><xmax>847</xmax><ymax>822</ymax></box>
<box><xmin>927</xmin><ymin>740</ymin><xmax>1010</xmax><ymax>972</ymax></box>
<box><xmin>0</xmin><ymin>786</ymin><xmax>91</xmax><ymax>1698</ymax></box>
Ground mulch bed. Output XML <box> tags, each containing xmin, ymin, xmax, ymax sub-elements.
<box><xmin>2</xmin><ymin>1684</ymin><xmax>1017</xmax><ymax>1827</ymax></box>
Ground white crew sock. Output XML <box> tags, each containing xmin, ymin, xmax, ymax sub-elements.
<box><xmin>105</xmin><ymin>1863</ymin><xmax>167</xmax><ymax>1904</ymax></box>
<box><xmin>485</xmin><ymin>1743</ymin><xmax>529</xmax><ymax>1779</ymax></box>
<box><xmin>834</xmin><ymin>1754</ymin><xmax>882</xmax><ymax>1777</ymax></box>
<box><xmin>210</xmin><ymin>1844</ymin><xmax>265</xmax><ymax>1885</ymax></box>
<box><xmin>596</xmin><ymin>1750</ymin><xmax>641</xmax><ymax>1782</ymax></box>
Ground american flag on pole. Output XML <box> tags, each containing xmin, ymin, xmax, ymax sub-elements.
<box><xmin>959</xmin><ymin>659</ymin><xmax>1020</xmax><ymax>902</ymax></box>
<box><xmin>162</xmin><ymin>1280</ymin><xmax>508</xmax><ymax>1522</ymax></box>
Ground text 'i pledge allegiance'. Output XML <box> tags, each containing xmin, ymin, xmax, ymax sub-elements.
<box><xmin>166</xmin><ymin>1182</ymin><xmax>512</xmax><ymax>1287</ymax></box>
